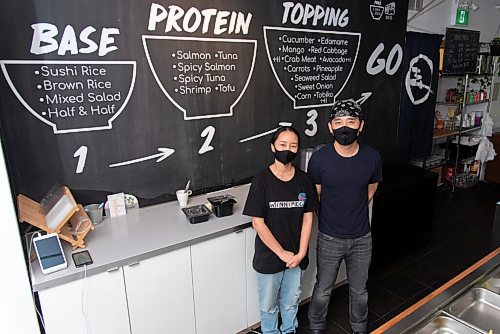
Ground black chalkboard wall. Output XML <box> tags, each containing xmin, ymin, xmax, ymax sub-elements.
<box><xmin>443</xmin><ymin>28</ymin><xmax>480</xmax><ymax>74</ymax></box>
<box><xmin>0</xmin><ymin>0</ymin><xmax>408</xmax><ymax>204</ymax></box>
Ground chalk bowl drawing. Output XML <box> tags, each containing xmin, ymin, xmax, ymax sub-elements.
<box><xmin>405</xmin><ymin>54</ymin><xmax>434</xmax><ymax>105</ymax></box>
<box><xmin>263</xmin><ymin>27</ymin><xmax>360</xmax><ymax>110</ymax></box>
<box><xmin>143</xmin><ymin>36</ymin><xmax>256</xmax><ymax>120</ymax></box>
<box><xmin>0</xmin><ymin>60</ymin><xmax>136</xmax><ymax>134</ymax></box>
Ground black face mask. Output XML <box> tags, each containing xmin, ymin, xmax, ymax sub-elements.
<box><xmin>273</xmin><ymin>149</ymin><xmax>297</xmax><ymax>165</ymax></box>
<box><xmin>333</xmin><ymin>126</ymin><xmax>359</xmax><ymax>146</ymax></box>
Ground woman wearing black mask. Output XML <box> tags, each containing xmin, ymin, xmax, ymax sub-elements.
<box><xmin>243</xmin><ymin>126</ymin><xmax>319</xmax><ymax>334</ymax></box>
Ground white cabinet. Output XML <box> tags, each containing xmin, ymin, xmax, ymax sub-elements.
<box><xmin>123</xmin><ymin>247</ymin><xmax>196</xmax><ymax>334</ymax></box>
<box><xmin>301</xmin><ymin>222</ymin><xmax>318</xmax><ymax>300</ymax></box>
<box><xmin>38</xmin><ymin>268</ymin><xmax>131</xmax><ymax>334</ymax></box>
<box><xmin>191</xmin><ymin>231</ymin><xmax>247</xmax><ymax>334</ymax></box>
<box><xmin>245</xmin><ymin>227</ymin><xmax>260</xmax><ymax>327</ymax></box>
<box><xmin>38</xmin><ymin>227</ymin><xmax>346</xmax><ymax>334</ymax></box>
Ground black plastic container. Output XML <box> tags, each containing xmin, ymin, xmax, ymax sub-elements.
<box><xmin>181</xmin><ymin>205</ymin><xmax>211</xmax><ymax>224</ymax></box>
<box><xmin>207</xmin><ymin>195</ymin><xmax>237</xmax><ymax>218</ymax></box>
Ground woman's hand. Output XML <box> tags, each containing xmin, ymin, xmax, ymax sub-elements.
<box><xmin>278</xmin><ymin>250</ymin><xmax>295</xmax><ymax>264</ymax></box>
<box><xmin>286</xmin><ymin>252</ymin><xmax>305</xmax><ymax>268</ymax></box>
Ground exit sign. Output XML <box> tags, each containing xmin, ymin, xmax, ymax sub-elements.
<box><xmin>450</xmin><ymin>0</ymin><xmax>470</xmax><ymax>26</ymax></box>
<box><xmin>455</xmin><ymin>8</ymin><xmax>469</xmax><ymax>26</ymax></box>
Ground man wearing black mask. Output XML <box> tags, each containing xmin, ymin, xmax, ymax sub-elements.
<box><xmin>307</xmin><ymin>99</ymin><xmax>382</xmax><ymax>334</ymax></box>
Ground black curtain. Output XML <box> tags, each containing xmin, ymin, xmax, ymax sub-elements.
<box><xmin>396</xmin><ymin>31</ymin><xmax>443</xmax><ymax>162</ymax></box>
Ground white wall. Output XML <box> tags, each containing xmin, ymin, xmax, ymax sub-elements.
<box><xmin>408</xmin><ymin>0</ymin><xmax>500</xmax><ymax>130</ymax></box>
<box><xmin>0</xmin><ymin>148</ymin><xmax>40</xmax><ymax>334</ymax></box>
<box><xmin>408</xmin><ymin>0</ymin><xmax>499</xmax><ymax>42</ymax></box>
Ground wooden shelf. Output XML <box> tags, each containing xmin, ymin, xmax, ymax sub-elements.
<box><xmin>409</xmin><ymin>155</ymin><xmax>446</xmax><ymax>170</ymax></box>
<box><xmin>432</xmin><ymin>126</ymin><xmax>481</xmax><ymax>140</ymax></box>
<box><xmin>436</xmin><ymin>99</ymin><xmax>489</xmax><ymax>106</ymax></box>
<box><xmin>17</xmin><ymin>186</ymin><xmax>93</xmax><ymax>250</ymax></box>
<box><xmin>58</xmin><ymin>204</ymin><xmax>94</xmax><ymax>250</ymax></box>
<box><xmin>435</xmin><ymin>101</ymin><xmax>460</xmax><ymax>106</ymax></box>
<box><xmin>433</xmin><ymin>129</ymin><xmax>458</xmax><ymax>139</ymax></box>
<box><xmin>465</xmin><ymin>99</ymin><xmax>489</xmax><ymax>105</ymax></box>
<box><xmin>460</xmin><ymin>126</ymin><xmax>482</xmax><ymax>134</ymax></box>
<box><xmin>18</xmin><ymin>186</ymin><xmax>78</xmax><ymax>234</ymax></box>
<box><xmin>439</xmin><ymin>73</ymin><xmax>493</xmax><ymax>78</ymax></box>
<box><xmin>459</xmin><ymin>156</ymin><xmax>476</xmax><ymax>164</ymax></box>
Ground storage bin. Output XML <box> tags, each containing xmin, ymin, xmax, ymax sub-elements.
<box><xmin>182</xmin><ymin>205</ymin><xmax>211</xmax><ymax>224</ymax></box>
<box><xmin>207</xmin><ymin>195</ymin><xmax>237</xmax><ymax>217</ymax></box>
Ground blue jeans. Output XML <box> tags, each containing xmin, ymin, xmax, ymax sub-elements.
<box><xmin>308</xmin><ymin>231</ymin><xmax>372</xmax><ymax>333</ymax></box>
<box><xmin>256</xmin><ymin>267</ymin><xmax>302</xmax><ymax>334</ymax></box>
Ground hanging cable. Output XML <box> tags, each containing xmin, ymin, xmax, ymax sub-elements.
<box><xmin>82</xmin><ymin>264</ymin><xmax>90</xmax><ymax>334</ymax></box>
<box><xmin>27</xmin><ymin>231</ymin><xmax>47</xmax><ymax>332</ymax></box>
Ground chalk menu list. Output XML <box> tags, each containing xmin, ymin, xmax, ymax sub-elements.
<box><xmin>264</xmin><ymin>27</ymin><xmax>360</xmax><ymax>108</ymax></box>
<box><xmin>442</xmin><ymin>28</ymin><xmax>480</xmax><ymax>75</ymax></box>
<box><xmin>143</xmin><ymin>36</ymin><xmax>256</xmax><ymax>120</ymax></box>
<box><xmin>1</xmin><ymin>61</ymin><xmax>135</xmax><ymax>133</ymax></box>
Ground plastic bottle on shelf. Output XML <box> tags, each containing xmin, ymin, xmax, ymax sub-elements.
<box><xmin>446</xmin><ymin>89</ymin><xmax>453</xmax><ymax>103</ymax></box>
<box><xmin>463</xmin><ymin>163</ymin><xmax>470</xmax><ymax>174</ymax></box>
<box><xmin>475</xmin><ymin>111</ymin><xmax>482</xmax><ymax>126</ymax></box>
<box><xmin>468</xmin><ymin>91</ymin><xmax>474</xmax><ymax>104</ymax></box>
<box><xmin>470</xmin><ymin>160</ymin><xmax>479</xmax><ymax>175</ymax></box>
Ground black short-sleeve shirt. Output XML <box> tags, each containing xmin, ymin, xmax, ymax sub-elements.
<box><xmin>308</xmin><ymin>143</ymin><xmax>382</xmax><ymax>239</ymax></box>
<box><xmin>243</xmin><ymin>167</ymin><xmax>319</xmax><ymax>274</ymax></box>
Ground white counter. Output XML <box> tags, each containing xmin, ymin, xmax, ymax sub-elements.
<box><xmin>30</xmin><ymin>184</ymin><xmax>252</xmax><ymax>291</ymax></box>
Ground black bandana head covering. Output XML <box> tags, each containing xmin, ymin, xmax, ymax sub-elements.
<box><xmin>329</xmin><ymin>99</ymin><xmax>362</xmax><ymax>120</ymax></box>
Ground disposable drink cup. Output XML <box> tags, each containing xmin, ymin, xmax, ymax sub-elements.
<box><xmin>84</xmin><ymin>204</ymin><xmax>103</xmax><ymax>225</ymax></box>
<box><xmin>176</xmin><ymin>190</ymin><xmax>192</xmax><ymax>207</ymax></box>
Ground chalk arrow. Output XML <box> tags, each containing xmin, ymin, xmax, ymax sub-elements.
<box><xmin>109</xmin><ymin>148</ymin><xmax>175</xmax><ymax>168</ymax></box>
<box><xmin>356</xmin><ymin>92</ymin><xmax>372</xmax><ymax>105</ymax></box>
<box><xmin>239</xmin><ymin>122</ymin><xmax>292</xmax><ymax>143</ymax></box>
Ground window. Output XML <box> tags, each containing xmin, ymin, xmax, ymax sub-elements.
<box><xmin>409</xmin><ymin>0</ymin><xmax>424</xmax><ymax>11</ymax></box>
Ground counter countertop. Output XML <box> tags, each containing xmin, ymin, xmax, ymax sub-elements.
<box><xmin>30</xmin><ymin>184</ymin><xmax>252</xmax><ymax>291</ymax></box>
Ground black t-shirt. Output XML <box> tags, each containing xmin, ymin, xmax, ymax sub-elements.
<box><xmin>243</xmin><ymin>167</ymin><xmax>319</xmax><ymax>274</ymax></box>
<box><xmin>308</xmin><ymin>143</ymin><xmax>382</xmax><ymax>239</ymax></box>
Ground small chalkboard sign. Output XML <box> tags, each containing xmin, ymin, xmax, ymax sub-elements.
<box><xmin>443</xmin><ymin>28</ymin><xmax>480</xmax><ymax>74</ymax></box>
